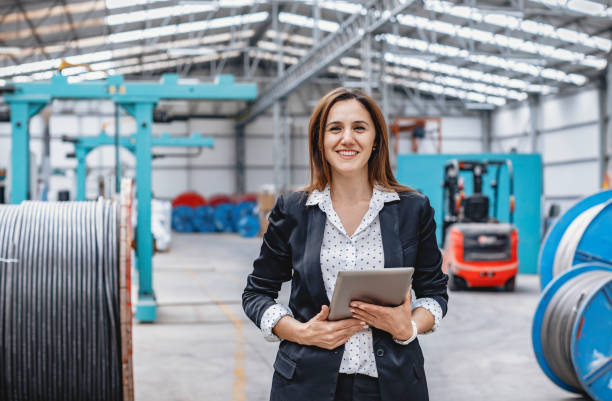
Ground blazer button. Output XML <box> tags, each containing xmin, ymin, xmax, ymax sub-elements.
<box><xmin>376</xmin><ymin>348</ymin><xmax>384</xmax><ymax>357</ymax></box>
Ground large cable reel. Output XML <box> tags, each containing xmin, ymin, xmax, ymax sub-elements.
<box><xmin>539</xmin><ymin>189</ymin><xmax>612</xmax><ymax>289</ymax></box>
<box><xmin>0</xmin><ymin>181</ymin><xmax>134</xmax><ymax>401</ymax></box>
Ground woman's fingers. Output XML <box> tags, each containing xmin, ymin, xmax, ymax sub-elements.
<box><xmin>312</xmin><ymin>305</ymin><xmax>330</xmax><ymax>321</ymax></box>
<box><xmin>350</xmin><ymin>305</ymin><xmax>381</xmax><ymax>323</ymax></box>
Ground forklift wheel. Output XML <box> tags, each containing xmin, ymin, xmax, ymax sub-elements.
<box><xmin>503</xmin><ymin>277</ymin><xmax>516</xmax><ymax>292</ymax></box>
<box><xmin>448</xmin><ymin>273</ymin><xmax>467</xmax><ymax>291</ymax></box>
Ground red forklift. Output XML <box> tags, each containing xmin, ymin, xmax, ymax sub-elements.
<box><xmin>441</xmin><ymin>159</ymin><xmax>519</xmax><ymax>291</ymax></box>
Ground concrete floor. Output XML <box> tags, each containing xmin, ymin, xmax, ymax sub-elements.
<box><xmin>133</xmin><ymin>233</ymin><xmax>587</xmax><ymax>401</ymax></box>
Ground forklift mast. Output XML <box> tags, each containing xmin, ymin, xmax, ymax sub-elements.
<box><xmin>442</xmin><ymin>159</ymin><xmax>514</xmax><ymax>243</ymax></box>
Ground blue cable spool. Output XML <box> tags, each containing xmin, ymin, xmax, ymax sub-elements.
<box><xmin>532</xmin><ymin>264</ymin><xmax>612</xmax><ymax>401</ymax></box>
<box><xmin>194</xmin><ymin>206</ymin><xmax>216</xmax><ymax>232</ymax></box>
<box><xmin>214</xmin><ymin>203</ymin><xmax>236</xmax><ymax>232</ymax></box>
<box><xmin>233</xmin><ymin>201</ymin><xmax>256</xmax><ymax>225</ymax></box>
<box><xmin>193</xmin><ymin>217</ymin><xmax>216</xmax><ymax>233</ymax></box>
<box><xmin>237</xmin><ymin>215</ymin><xmax>260</xmax><ymax>238</ymax></box>
<box><xmin>172</xmin><ymin>206</ymin><xmax>196</xmax><ymax>233</ymax></box>
<box><xmin>539</xmin><ymin>190</ymin><xmax>612</xmax><ymax>289</ymax></box>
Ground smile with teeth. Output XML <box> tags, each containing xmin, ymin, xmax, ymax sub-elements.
<box><xmin>337</xmin><ymin>150</ymin><xmax>358</xmax><ymax>158</ymax></box>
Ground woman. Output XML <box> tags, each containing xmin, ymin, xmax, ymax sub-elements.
<box><xmin>242</xmin><ymin>88</ymin><xmax>448</xmax><ymax>401</ymax></box>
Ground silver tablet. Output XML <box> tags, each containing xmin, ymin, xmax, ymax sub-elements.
<box><xmin>328</xmin><ymin>268</ymin><xmax>414</xmax><ymax>321</ymax></box>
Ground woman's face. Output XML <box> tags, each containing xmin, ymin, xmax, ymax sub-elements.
<box><xmin>323</xmin><ymin>98</ymin><xmax>376</xmax><ymax>179</ymax></box>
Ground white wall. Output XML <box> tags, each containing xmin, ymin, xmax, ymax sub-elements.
<box><xmin>491</xmin><ymin>87</ymin><xmax>603</xmax><ymax>214</ymax></box>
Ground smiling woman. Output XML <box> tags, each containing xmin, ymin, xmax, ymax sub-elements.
<box><xmin>307</xmin><ymin>87</ymin><xmax>409</xmax><ymax>195</ymax></box>
<box><xmin>242</xmin><ymin>87</ymin><xmax>449</xmax><ymax>401</ymax></box>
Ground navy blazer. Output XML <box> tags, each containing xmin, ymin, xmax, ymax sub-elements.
<box><xmin>242</xmin><ymin>190</ymin><xmax>449</xmax><ymax>401</ymax></box>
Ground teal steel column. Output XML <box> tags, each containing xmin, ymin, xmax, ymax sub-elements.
<box><xmin>126</xmin><ymin>101</ymin><xmax>156</xmax><ymax>322</ymax></box>
<box><xmin>10</xmin><ymin>102</ymin><xmax>31</xmax><ymax>204</ymax></box>
<box><xmin>8</xmin><ymin>100</ymin><xmax>47</xmax><ymax>204</ymax></box>
<box><xmin>75</xmin><ymin>148</ymin><xmax>87</xmax><ymax>201</ymax></box>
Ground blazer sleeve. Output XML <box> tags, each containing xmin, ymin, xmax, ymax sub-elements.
<box><xmin>412</xmin><ymin>196</ymin><xmax>449</xmax><ymax>317</ymax></box>
<box><xmin>242</xmin><ymin>194</ymin><xmax>294</xmax><ymax>327</ymax></box>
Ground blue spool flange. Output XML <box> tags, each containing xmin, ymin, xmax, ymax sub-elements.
<box><xmin>532</xmin><ymin>263</ymin><xmax>612</xmax><ymax>398</ymax></box>
<box><xmin>233</xmin><ymin>201</ymin><xmax>256</xmax><ymax>225</ymax></box>
<box><xmin>214</xmin><ymin>203</ymin><xmax>236</xmax><ymax>232</ymax></box>
<box><xmin>539</xmin><ymin>190</ymin><xmax>612</xmax><ymax>290</ymax></box>
<box><xmin>571</xmin><ymin>271</ymin><xmax>612</xmax><ymax>401</ymax></box>
<box><xmin>237</xmin><ymin>215</ymin><xmax>260</xmax><ymax>238</ymax></box>
<box><xmin>172</xmin><ymin>206</ymin><xmax>196</xmax><ymax>232</ymax></box>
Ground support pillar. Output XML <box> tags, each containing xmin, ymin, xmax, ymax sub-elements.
<box><xmin>75</xmin><ymin>148</ymin><xmax>88</xmax><ymax>201</ymax></box>
<box><xmin>235</xmin><ymin>124</ymin><xmax>245</xmax><ymax>194</ymax></box>
<box><xmin>528</xmin><ymin>94</ymin><xmax>540</xmax><ymax>153</ymax></box>
<box><xmin>599</xmin><ymin>61</ymin><xmax>612</xmax><ymax>187</ymax></box>
<box><xmin>481</xmin><ymin>110</ymin><xmax>492</xmax><ymax>152</ymax></box>
<box><xmin>9</xmin><ymin>100</ymin><xmax>47</xmax><ymax>204</ymax></box>
<box><xmin>121</xmin><ymin>101</ymin><xmax>156</xmax><ymax>323</ymax></box>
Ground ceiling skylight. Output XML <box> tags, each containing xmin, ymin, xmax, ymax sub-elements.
<box><xmin>303</xmin><ymin>0</ymin><xmax>366</xmax><ymax>15</ymax></box>
<box><xmin>395</xmin><ymin>14</ymin><xmax>607</xmax><ymax>69</ymax></box>
<box><xmin>278</xmin><ymin>12</ymin><xmax>339</xmax><ymax>32</ymax></box>
<box><xmin>105</xmin><ymin>0</ymin><xmax>167</xmax><ymax>10</ymax></box>
<box><xmin>531</xmin><ymin>0</ymin><xmax>612</xmax><ymax>18</ymax></box>
<box><xmin>296</xmin><ymin>0</ymin><xmax>611</xmax><ymax>53</ymax></box>
<box><xmin>257</xmin><ymin>41</ymin><xmax>308</xmax><ymax>57</ymax></box>
<box><xmin>0</xmin><ymin>31</ymin><xmax>254</xmax><ymax>79</ymax></box>
<box><xmin>108</xmin><ymin>12</ymin><xmax>268</xmax><ymax>43</ymax></box>
<box><xmin>105</xmin><ymin>4</ymin><xmax>217</xmax><ymax>26</ymax></box>
<box><xmin>381</xmin><ymin>34</ymin><xmax>587</xmax><ymax>86</ymax></box>
<box><xmin>266</xmin><ymin>30</ymin><xmax>314</xmax><ymax>47</ymax></box>
<box><xmin>423</xmin><ymin>0</ymin><xmax>611</xmax><ymax>52</ymax></box>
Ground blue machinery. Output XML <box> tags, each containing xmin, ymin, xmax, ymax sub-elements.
<box><xmin>63</xmin><ymin>130</ymin><xmax>214</xmax><ymax>201</ymax></box>
<box><xmin>3</xmin><ymin>73</ymin><xmax>257</xmax><ymax>322</ymax></box>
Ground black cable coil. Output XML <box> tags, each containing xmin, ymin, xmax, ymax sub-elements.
<box><xmin>0</xmin><ymin>200</ymin><xmax>122</xmax><ymax>401</ymax></box>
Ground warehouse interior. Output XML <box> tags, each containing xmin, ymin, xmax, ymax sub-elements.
<box><xmin>0</xmin><ymin>1</ymin><xmax>611</xmax><ymax>400</ymax></box>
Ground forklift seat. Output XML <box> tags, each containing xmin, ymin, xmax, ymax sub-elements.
<box><xmin>464</xmin><ymin>194</ymin><xmax>489</xmax><ymax>222</ymax></box>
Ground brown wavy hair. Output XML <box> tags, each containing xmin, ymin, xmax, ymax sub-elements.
<box><xmin>303</xmin><ymin>87</ymin><xmax>413</xmax><ymax>196</ymax></box>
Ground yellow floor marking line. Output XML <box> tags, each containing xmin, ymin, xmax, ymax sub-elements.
<box><xmin>183</xmin><ymin>266</ymin><xmax>246</xmax><ymax>401</ymax></box>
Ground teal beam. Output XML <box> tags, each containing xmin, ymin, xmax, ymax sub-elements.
<box><xmin>9</xmin><ymin>100</ymin><xmax>48</xmax><ymax>203</ymax></box>
<box><xmin>4</xmin><ymin>73</ymin><xmax>257</xmax><ymax>101</ymax></box>
<box><xmin>68</xmin><ymin>131</ymin><xmax>214</xmax><ymax>153</ymax></box>
<box><xmin>67</xmin><ymin>131</ymin><xmax>215</xmax><ymax>201</ymax></box>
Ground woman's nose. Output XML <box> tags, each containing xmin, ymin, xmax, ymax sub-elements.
<box><xmin>340</xmin><ymin>130</ymin><xmax>356</xmax><ymax>145</ymax></box>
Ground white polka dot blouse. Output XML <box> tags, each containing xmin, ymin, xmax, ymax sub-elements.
<box><xmin>260</xmin><ymin>184</ymin><xmax>443</xmax><ymax>378</ymax></box>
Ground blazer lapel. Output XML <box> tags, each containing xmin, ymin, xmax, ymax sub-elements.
<box><xmin>379</xmin><ymin>201</ymin><xmax>403</xmax><ymax>268</ymax></box>
<box><xmin>304</xmin><ymin>206</ymin><xmax>330</xmax><ymax>306</ymax></box>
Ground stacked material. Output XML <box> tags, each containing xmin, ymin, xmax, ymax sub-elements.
<box><xmin>170</xmin><ymin>192</ymin><xmax>259</xmax><ymax>237</ymax></box>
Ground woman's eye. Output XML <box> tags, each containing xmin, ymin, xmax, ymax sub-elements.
<box><xmin>329</xmin><ymin>126</ymin><xmax>341</xmax><ymax>132</ymax></box>
<box><xmin>354</xmin><ymin>126</ymin><xmax>365</xmax><ymax>131</ymax></box>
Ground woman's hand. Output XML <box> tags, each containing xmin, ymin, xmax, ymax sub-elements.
<box><xmin>349</xmin><ymin>290</ymin><xmax>415</xmax><ymax>341</ymax></box>
<box><xmin>296</xmin><ymin>305</ymin><xmax>367</xmax><ymax>350</ymax></box>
